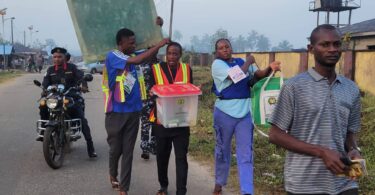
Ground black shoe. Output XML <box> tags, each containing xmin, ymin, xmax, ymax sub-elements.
<box><xmin>141</xmin><ymin>152</ymin><xmax>150</xmax><ymax>160</ymax></box>
<box><xmin>36</xmin><ymin>136</ymin><xmax>43</xmax><ymax>142</ymax></box>
<box><xmin>156</xmin><ymin>187</ymin><xmax>168</xmax><ymax>195</ymax></box>
<box><xmin>89</xmin><ymin>152</ymin><xmax>98</xmax><ymax>158</ymax></box>
<box><xmin>87</xmin><ymin>141</ymin><xmax>97</xmax><ymax>158</ymax></box>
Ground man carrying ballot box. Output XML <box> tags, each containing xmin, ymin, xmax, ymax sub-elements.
<box><xmin>150</xmin><ymin>42</ymin><xmax>193</xmax><ymax>195</ymax></box>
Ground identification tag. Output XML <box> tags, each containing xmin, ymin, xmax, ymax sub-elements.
<box><xmin>124</xmin><ymin>72</ymin><xmax>136</xmax><ymax>94</ymax></box>
<box><xmin>228</xmin><ymin>65</ymin><xmax>247</xmax><ymax>83</ymax></box>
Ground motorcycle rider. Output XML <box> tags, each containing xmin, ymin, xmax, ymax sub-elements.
<box><xmin>38</xmin><ymin>47</ymin><xmax>97</xmax><ymax>158</ymax></box>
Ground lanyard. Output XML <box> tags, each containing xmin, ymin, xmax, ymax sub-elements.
<box><xmin>166</xmin><ymin>63</ymin><xmax>180</xmax><ymax>83</ymax></box>
<box><xmin>54</xmin><ymin>63</ymin><xmax>67</xmax><ymax>72</ymax></box>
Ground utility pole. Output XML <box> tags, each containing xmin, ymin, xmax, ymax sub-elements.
<box><xmin>10</xmin><ymin>17</ymin><xmax>15</xmax><ymax>45</ymax></box>
<box><xmin>0</xmin><ymin>8</ymin><xmax>7</xmax><ymax>70</ymax></box>
<box><xmin>28</xmin><ymin>25</ymin><xmax>33</xmax><ymax>47</ymax></box>
<box><xmin>169</xmin><ymin>0</ymin><xmax>175</xmax><ymax>39</ymax></box>
<box><xmin>23</xmin><ymin>30</ymin><xmax>26</xmax><ymax>46</ymax></box>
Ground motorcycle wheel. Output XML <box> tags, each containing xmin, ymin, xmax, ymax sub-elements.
<box><xmin>43</xmin><ymin>126</ymin><xmax>65</xmax><ymax>169</ymax></box>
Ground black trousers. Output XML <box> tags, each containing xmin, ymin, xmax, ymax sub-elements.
<box><xmin>105</xmin><ymin>112</ymin><xmax>140</xmax><ymax>192</ymax></box>
<box><xmin>154</xmin><ymin>124</ymin><xmax>190</xmax><ymax>195</ymax></box>
<box><xmin>287</xmin><ymin>188</ymin><xmax>358</xmax><ymax>195</ymax></box>
<box><xmin>39</xmin><ymin>104</ymin><xmax>93</xmax><ymax>142</ymax></box>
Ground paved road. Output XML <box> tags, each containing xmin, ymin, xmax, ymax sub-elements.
<box><xmin>0</xmin><ymin>73</ymin><xmax>233</xmax><ymax>195</ymax></box>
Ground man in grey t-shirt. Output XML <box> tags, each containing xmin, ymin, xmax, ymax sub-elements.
<box><xmin>268</xmin><ymin>24</ymin><xmax>362</xmax><ymax>195</ymax></box>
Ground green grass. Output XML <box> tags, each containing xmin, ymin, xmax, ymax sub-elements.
<box><xmin>189</xmin><ymin>66</ymin><xmax>375</xmax><ymax>194</ymax></box>
<box><xmin>0</xmin><ymin>70</ymin><xmax>22</xmax><ymax>84</ymax></box>
<box><xmin>357</xmin><ymin>94</ymin><xmax>375</xmax><ymax>194</ymax></box>
<box><xmin>189</xmin><ymin>66</ymin><xmax>216</xmax><ymax>162</ymax></box>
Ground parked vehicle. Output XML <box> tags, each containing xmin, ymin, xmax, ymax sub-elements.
<box><xmin>86</xmin><ymin>61</ymin><xmax>104</xmax><ymax>74</ymax></box>
<box><xmin>76</xmin><ymin>61</ymin><xmax>88</xmax><ymax>72</ymax></box>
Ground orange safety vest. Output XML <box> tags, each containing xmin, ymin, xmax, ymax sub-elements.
<box><xmin>149</xmin><ymin>63</ymin><xmax>191</xmax><ymax>122</ymax></box>
<box><xmin>152</xmin><ymin>63</ymin><xmax>190</xmax><ymax>85</ymax></box>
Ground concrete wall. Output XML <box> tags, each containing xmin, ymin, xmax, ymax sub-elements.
<box><xmin>230</xmin><ymin>51</ymin><xmax>352</xmax><ymax>79</ymax></box>
<box><xmin>354</xmin><ymin>51</ymin><xmax>375</xmax><ymax>95</ymax></box>
<box><xmin>350</xmin><ymin>36</ymin><xmax>375</xmax><ymax>50</ymax></box>
<box><xmin>191</xmin><ymin>50</ymin><xmax>375</xmax><ymax>95</ymax></box>
<box><xmin>231</xmin><ymin>53</ymin><xmax>247</xmax><ymax>60</ymax></box>
<box><xmin>275</xmin><ymin>52</ymin><xmax>300</xmax><ymax>78</ymax></box>
<box><xmin>253</xmin><ymin>53</ymin><xmax>270</xmax><ymax>69</ymax></box>
<box><xmin>232</xmin><ymin>53</ymin><xmax>270</xmax><ymax>69</ymax></box>
<box><xmin>232</xmin><ymin>52</ymin><xmax>304</xmax><ymax>78</ymax></box>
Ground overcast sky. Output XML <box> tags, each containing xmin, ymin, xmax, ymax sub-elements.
<box><xmin>1</xmin><ymin>0</ymin><xmax>374</xmax><ymax>55</ymax></box>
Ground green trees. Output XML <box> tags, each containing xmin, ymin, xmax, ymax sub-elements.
<box><xmin>186</xmin><ymin>28</ymin><xmax>292</xmax><ymax>53</ymax></box>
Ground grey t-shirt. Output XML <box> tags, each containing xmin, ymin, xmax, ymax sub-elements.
<box><xmin>269</xmin><ymin>68</ymin><xmax>361</xmax><ymax>194</ymax></box>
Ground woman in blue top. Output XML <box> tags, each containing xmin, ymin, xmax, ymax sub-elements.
<box><xmin>211</xmin><ymin>38</ymin><xmax>280</xmax><ymax>195</ymax></box>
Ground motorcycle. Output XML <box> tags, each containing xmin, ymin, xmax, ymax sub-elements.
<box><xmin>33</xmin><ymin>74</ymin><xmax>93</xmax><ymax>169</ymax></box>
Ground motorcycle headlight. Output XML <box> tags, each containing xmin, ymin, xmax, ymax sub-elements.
<box><xmin>57</xmin><ymin>84</ymin><xmax>65</xmax><ymax>93</ymax></box>
<box><xmin>46</xmin><ymin>98</ymin><xmax>58</xmax><ymax>109</ymax></box>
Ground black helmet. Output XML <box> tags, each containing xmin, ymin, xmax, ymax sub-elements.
<box><xmin>51</xmin><ymin>47</ymin><xmax>67</xmax><ymax>55</ymax></box>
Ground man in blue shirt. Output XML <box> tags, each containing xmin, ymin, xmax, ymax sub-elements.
<box><xmin>104</xmin><ymin>27</ymin><xmax>169</xmax><ymax>195</ymax></box>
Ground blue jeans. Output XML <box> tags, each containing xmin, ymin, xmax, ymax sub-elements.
<box><xmin>213</xmin><ymin>108</ymin><xmax>254</xmax><ymax>195</ymax></box>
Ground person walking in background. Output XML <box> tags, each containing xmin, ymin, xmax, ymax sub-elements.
<box><xmin>37</xmin><ymin>54</ymin><xmax>44</xmax><ymax>73</ymax></box>
<box><xmin>27</xmin><ymin>55</ymin><xmax>36</xmax><ymax>72</ymax></box>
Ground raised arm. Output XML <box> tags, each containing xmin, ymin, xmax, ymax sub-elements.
<box><xmin>254</xmin><ymin>61</ymin><xmax>281</xmax><ymax>79</ymax></box>
<box><xmin>127</xmin><ymin>38</ymin><xmax>170</xmax><ymax>65</ymax></box>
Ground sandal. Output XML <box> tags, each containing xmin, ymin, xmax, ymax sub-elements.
<box><xmin>110</xmin><ymin>176</ymin><xmax>120</xmax><ymax>191</ymax></box>
<box><xmin>212</xmin><ymin>189</ymin><xmax>222</xmax><ymax>195</ymax></box>
<box><xmin>119</xmin><ymin>191</ymin><xmax>128</xmax><ymax>195</ymax></box>
<box><xmin>212</xmin><ymin>184</ymin><xmax>222</xmax><ymax>195</ymax></box>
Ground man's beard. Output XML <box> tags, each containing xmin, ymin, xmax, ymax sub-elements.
<box><xmin>316</xmin><ymin>58</ymin><xmax>338</xmax><ymax>68</ymax></box>
<box><xmin>320</xmin><ymin>62</ymin><xmax>336</xmax><ymax>68</ymax></box>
